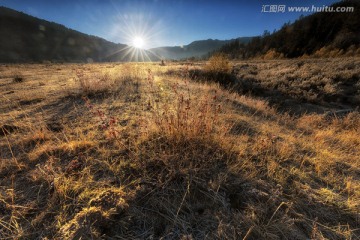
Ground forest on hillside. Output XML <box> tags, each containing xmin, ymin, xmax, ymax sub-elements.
<box><xmin>217</xmin><ymin>0</ymin><xmax>360</xmax><ymax>59</ymax></box>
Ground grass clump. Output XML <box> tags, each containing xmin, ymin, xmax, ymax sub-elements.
<box><xmin>60</xmin><ymin>189</ymin><xmax>128</xmax><ymax>239</ymax></box>
<box><xmin>13</xmin><ymin>72</ymin><xmax>24</xmax><ymax>83</ymax></box>
<box><xmin>75</xmin><ymin>70</ymin><xmax>114</xmax><ymax>95</ymax></box>
<box><xmin>150</xmin><ymin>86</ymin><xmax>226</xmax><ymax>140</ymax></box>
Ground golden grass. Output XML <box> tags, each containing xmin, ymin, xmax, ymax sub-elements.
<box><xmin>0</xmin><ymin>60</ymin><xmax>359</xmax><ymax>239</ymax></box>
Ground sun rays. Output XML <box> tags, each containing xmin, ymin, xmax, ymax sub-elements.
<box><xmin>107</xmin><ymin>12</ymin><xmax>165</xmax><ymax>62</ymax></box>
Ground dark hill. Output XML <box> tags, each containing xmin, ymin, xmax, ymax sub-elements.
<box><xmin>0</xmin><ymin>6</ymin><xmax>138</xmax><ymax>63</ymax></box>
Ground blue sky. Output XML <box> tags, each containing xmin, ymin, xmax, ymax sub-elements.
<box><xmin>0</xmin><ymin>0</ymin><xmax>341</xmax><ymax>48</ymax></box>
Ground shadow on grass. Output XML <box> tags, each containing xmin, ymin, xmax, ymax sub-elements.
<box><xmin>184</xmin><ymin>68</ymin><xmax>359</xmax><ymax>117</ymax></box>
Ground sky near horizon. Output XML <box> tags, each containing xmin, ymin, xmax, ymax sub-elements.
<box><xmin>1</xmin><ymin>0</ymin><xmax>341</xmax><ymax>49</ymax></box>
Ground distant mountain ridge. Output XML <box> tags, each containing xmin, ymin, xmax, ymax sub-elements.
<box><xmin>150</xmin><ymin>37</ymin><xmax>253</xmax><ymax>60</ymax></box>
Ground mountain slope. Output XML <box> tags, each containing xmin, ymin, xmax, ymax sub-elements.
<box><xmin>150</xmin><ymin>37</ymin><xmax>253</xmax><ymax>60</ymax></box>
<box><xmin>0</xmin><ymin>6</ymin><xmax>132</xmax><ymax>63</ymax></box>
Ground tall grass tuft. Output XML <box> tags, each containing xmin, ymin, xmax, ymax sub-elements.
<box><xmin>75</xmin><ymin>70</ymin><xmax>114</xmax><ymax>95</ymax></box>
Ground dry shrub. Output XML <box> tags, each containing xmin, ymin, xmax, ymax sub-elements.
<box><xmin>313</xmin><ymin>46</ymin><xmax>345</xmax><ymax>58</ymax></box>
<box><xmin>203</xmin><ymin>53</ymin><xmax>234</xmax><ymax>85</ymax></box>
<box><xmin>263</xmin><ymin>49</ymin><xmax>284</xmax><ymax>60</ymax></box>
<box><xmin>205</xmin><ymin>53</ymin><xmax>232</xmax><ymax>74</ymax></box>
<box><xmin>151</xmin><ymin>89</ymin><xmax>226</xmax><ymax>140</ymax></box>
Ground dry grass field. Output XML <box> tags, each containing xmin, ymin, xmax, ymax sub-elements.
<box><xmin>0</xmin><ymin>59</ymin><xmax>359</xmax><ymax>239</ymax></box>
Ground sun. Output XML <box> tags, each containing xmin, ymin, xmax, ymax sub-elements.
<box><xmin>132</xmin><ymin>37</ymin><xmax>145</xmax><ymax>49</ymax></box>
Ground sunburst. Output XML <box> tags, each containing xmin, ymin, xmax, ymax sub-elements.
<box><xmin>107</xmin><ymin>13</ymin><xmax>165</xmax><ymax>62</ymax></box>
